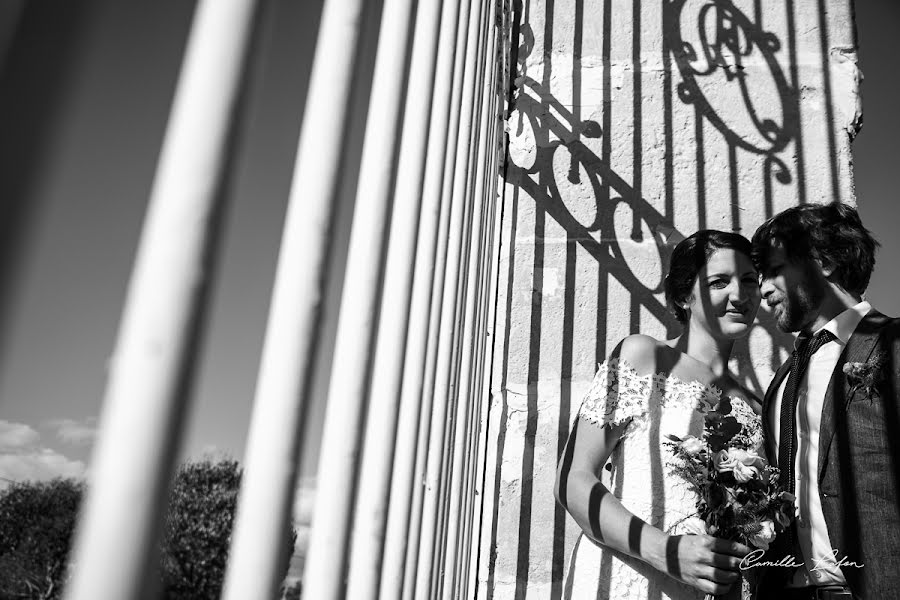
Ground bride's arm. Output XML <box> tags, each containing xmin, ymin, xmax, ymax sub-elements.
<box><xmin>554</xmin><ymin>417</ymin><xmax>672</xmax><ymax>568</ymax></box>
<box><xmin>554</xmin><ymin>419</ymin><xmax>748</xmax><ymax>596</ymax></box>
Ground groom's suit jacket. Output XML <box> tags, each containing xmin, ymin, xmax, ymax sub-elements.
<box><xmin>755</xmin><ymin>310</ymin><xmax>900</xmax><ymax>598</ymax></box>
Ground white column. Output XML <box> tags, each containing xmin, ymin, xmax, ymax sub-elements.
<box><xmin>472</xmin><ymin>69</ymin><xmax>508</xmax><ymax>600</ymax></box>
<box><xmin>378</xmin><ymin>0</ymin><xmax>464</xmax><ymax>596</ymax></box>
<box><xmin>440</xmin><ymin>10</ymin><xmax>494</xmax><ymax>598</ymax></box>
<box><xmin>464</xmin><ymin>55</ymin><xmax>504</xmax><ymax>600</ymax></box>
<box><xmin>63</xmin><ymin>2</ymin><xmax>261</xmax><ymax>599</ymax></box>
<box><xmin>401</xmin><ymin>0</ymin><xmax>475</xmax><ymax>598</ymax></box>
<box><xmin>415</xmin><ymin>0</ymin><xmax>488</xmax><ymax>595</ymax></box>
<box><xmin>446</xmin><ymin>1</ymin><xmax>493</xmax><ymax>597</ymax></box>
<box><xmin>301</xmin><ymin>0</ymin><xmax>418</xmax><ymax>597</ymax></box>
<box><xmin>219</xmin><ymin>0</ymin><xmax>370</xmax><ymax>597</ymax></box>
<box><xmin>343</xmin><ymin>0</ymin><xmax>446</xmax><ymax>594</ymax></box>
<box><xmin>459</xmin><ymin>41</ymin><xmax>503</xmax><ymax>598</ymax></box>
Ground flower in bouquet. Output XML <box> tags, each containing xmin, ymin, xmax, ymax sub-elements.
<box><xmin>665</xmin><ymin>399</ymin><xmax>795</xmax><ymax>551</ymax></box>
<box><xmin>748</xmin><ymin>519</ymin><xmax>777</xmax><ymax>551</ymax></box>
<box><xmin>678</xmin><ymin>435</ymin><xmax>705</xmax><ymax>457</ymax></box>
<box><xmin>712</xmin><ymin>448</ymin><xmax>766</xmax><ymax>483</ymax></box>
<box><xmin>666</xmin><ymin>399</ymin><xmax>796</xmax><ymax>600</ymax></box>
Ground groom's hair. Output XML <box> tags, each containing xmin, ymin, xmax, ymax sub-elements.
<box><xmin>751</xmin><ymin>202</ymin><xmax>880</xmax><ymax>295</ymax></box>
<box><xmin>665</xmin><ymin>230</ymin><xmax>754</xmax><ymax>324</ymax></box>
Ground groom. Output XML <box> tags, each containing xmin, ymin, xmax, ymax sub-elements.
<box><xmin>750</xmin><ymin>202</ymin><xmax>900</xmax><ymax>599</ymax></box>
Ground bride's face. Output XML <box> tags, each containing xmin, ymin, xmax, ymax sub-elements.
<box><xmin>686</xmin><ymin>248</ymin><xmax>761</xmax><ymax>339</ymax></box>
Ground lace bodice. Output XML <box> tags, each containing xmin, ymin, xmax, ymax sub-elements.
<box><xmin>565</xmin><ymin>358</ymin><xmax>761</xmax><ymax>599</ymax></box>
<box><xmin>577</xmin><ymin>358</ymin><xmax>762</xmax><ymax>448</ymax></box>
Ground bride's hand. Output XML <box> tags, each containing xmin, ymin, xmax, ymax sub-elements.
<box><xmin>661</xmin><ymin>534</ymin><xmax>750</xmax><ymax>596</ymax></box>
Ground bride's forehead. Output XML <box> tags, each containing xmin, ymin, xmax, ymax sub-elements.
<box><xmin>701</xmin><ymin>248</ymin><xmax>754</xmax><ymax>273</ymax></box>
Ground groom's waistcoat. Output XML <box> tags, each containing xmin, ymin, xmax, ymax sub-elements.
<box><xmin>760</xmin><ymin>311</ymin><xmax>900</xmax><ymax>598</ymax></box>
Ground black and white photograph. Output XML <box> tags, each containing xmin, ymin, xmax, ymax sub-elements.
<box><xmin>0</xmin><ymin>1</ymin><xmax>898</xmax><ymax>598</ymax></box>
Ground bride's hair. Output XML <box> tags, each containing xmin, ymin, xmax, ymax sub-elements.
<box><xmin>664</xmin><ymin>230</ymin><xmax>754</xmax><ymax>324</ymax></box>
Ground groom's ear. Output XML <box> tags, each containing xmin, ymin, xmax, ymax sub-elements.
<box><xmin>814</xmin><ymin>257</ymin><xmax>835</xmax><ymax>277</ymax></box>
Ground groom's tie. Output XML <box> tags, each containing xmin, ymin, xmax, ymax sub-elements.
<box><xmin>778</xmin><ymin>329</ymin><xmax>835</xmax><ymax>492</ymax></box>
<box><xmin>777</xmin><ymin>329</ymin><xmax>835</xmax><ymax>551</ymax></box>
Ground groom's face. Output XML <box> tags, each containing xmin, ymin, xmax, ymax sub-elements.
<box><xmin>758</xmin><ymin>243</ymin><xmax>826</xmax><ymax>333</ymax></box>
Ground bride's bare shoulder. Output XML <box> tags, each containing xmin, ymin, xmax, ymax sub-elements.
<box><xmin>613</xmin><ymin>334</ymin><xmax>673</xmax><ymax>376</ymax></box>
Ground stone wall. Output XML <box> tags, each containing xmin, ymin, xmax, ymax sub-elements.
<box><xmin>477</xmin><ymin>0</ymin><xmax>861</xmax><ymax>597</ymax></box>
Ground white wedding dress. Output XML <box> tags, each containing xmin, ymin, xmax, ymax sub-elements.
<box><xmin>563</xmin><ymin>358</ymin><xmax>762</xmax><ymax>600</ymax></box>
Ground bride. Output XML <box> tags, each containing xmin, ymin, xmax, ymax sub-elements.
<box><xmin>556</xmin><ymin>230</ymin><xmax>763</xmax><ymax>599</ymax></box>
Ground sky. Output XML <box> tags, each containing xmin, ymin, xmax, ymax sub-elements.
<box><xmin>0</xmin><ymin>0</ymin><xmax>325</xmax><ymax>480</ymax></box>
<box><xmin>851</xmin><ymin>0</ymin><xmax>900</xmax><ymax>316</ymax></box>
<box><xmin>0</xmin><ymin>0</ymin><xmax>897</xmax><ymax>512</ymax></box>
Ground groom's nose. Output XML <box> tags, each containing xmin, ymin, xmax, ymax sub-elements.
<box><xmin>759</xmin><ymin>278</ymin><xmax>775</xmax><ymax>298</ymax></box>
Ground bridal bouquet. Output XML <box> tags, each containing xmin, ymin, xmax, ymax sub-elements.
<box><xmin>665</xmin><ymin>399</ymin><xmax>795</xmax><ymax>597</ymax></box>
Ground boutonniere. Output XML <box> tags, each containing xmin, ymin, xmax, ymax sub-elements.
<box><xmin>843</xmin><ymin>351</ymin><xmax>887</xmax><ymax>402</ymax></box>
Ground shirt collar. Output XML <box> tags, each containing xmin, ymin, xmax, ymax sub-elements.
<box><xmin>794</xmin><ymin>300</ymin><xmax>872</xmax><ymax>349</ymax></box>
